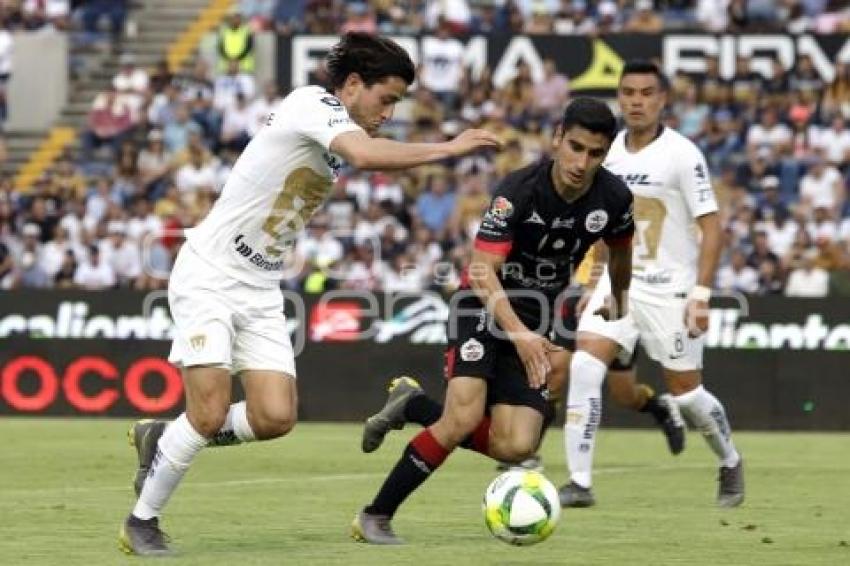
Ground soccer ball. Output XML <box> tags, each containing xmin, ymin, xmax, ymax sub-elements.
<box><xmin>483</xmin><ymin>469</ymin><xmax>561</xmax><ymax>546</ymax></box>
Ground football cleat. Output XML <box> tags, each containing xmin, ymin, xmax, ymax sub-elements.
<box><xmin>361</xmin><ymin>376</ymin><xmax>424</xmax><ymax>453</ymax></box>
<box><xmin>717</xmin><ymin>458</ymin><xmax>745</xmax><ymax>508</ymax></box>
<box><xmin>128</xmin><ymin>419</ymin><xmax>168</xmax><ymax>497</ymax></box>
<box><xmin>495</xmin><ymin>454</ymin><xmax>544</xmax><ymax>472</ymax></box>
<box><xmin>351</xmin><ymin>510</ymin><xmax>404</xmax><ymax>545</ymax></box>
<box><xmin>558</xmin><ymin>481</ymin><xmax>596</xmax><ymax>508</ymax></box>
<box><xmin>118</xmin><ymin>515</ymin><xmax>173</xmax><ymax>556</ymax></box>
<box><xmin>658</xmin><ymin>393</ymin><xmax>686</xmax><ymax>455</ymax></box>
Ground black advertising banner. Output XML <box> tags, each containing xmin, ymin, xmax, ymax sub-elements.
<box><xmin>276</xmin><ymin>32</ymin><xmax>850</xmax><ymax>95</ymax></box>
<box><xmin>1</xmin><ymin>291</ymin><xmax>848</xmax><ymax>429</ymax></box>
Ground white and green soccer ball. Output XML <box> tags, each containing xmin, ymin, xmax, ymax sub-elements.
<box><xmin>483</xmin><ymin>469</ymin><xmax>561</xmax><ymax>546</ymax></box>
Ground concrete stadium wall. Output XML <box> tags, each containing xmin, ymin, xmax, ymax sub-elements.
<box><xmin>6</xmin><ymin>32</ymin><xmax>68</xmax><ymax>133</ymax></box>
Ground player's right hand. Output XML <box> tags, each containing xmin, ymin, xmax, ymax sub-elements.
<box><xmin>512</xmin><ymin>331</ymin><xmax>563</xmax><ymax>389</ymax></box>
<box><xmin>447</xmin><ymin>129</ymin><xmax>502</xmax><ymax>157</ymax></box>
<box><xmin>594</xmin><ymin>294</ymin><xmax>627</xmax><ymax>321</ymax></box>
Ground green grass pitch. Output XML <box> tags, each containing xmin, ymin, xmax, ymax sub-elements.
<box><xmin>1</xmin><ymin>420</ymin><xmax>848</xmax><ymax>565</ymax></box>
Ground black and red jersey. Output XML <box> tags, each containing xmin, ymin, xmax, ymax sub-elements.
<box><xmin>459</xmin><ymin>158</ymin><xmax>634</xmax><ymax>328</ymax></box>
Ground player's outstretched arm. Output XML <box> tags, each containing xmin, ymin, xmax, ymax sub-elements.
<box><xmin>605</xmin><ymin>241</ymin><xmax>632</xmax><ymax>320</ymax></box>
<box><xmin>468</xmin><ymin>248</ymin><xmax>560</xmax><ymax>388</ymax></box>
<box><xmin>330</xmin><ymin>129</ymin><xmax>501</xmax><ymax>171</ymax></box>
<box><xmin>687</xmin><ymin>211</ymin><xmax>722</xmax><ymax>336</ymax></box>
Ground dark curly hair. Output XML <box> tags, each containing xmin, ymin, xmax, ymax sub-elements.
<box><xmin>325</xmin><ymin>33</ymin><xmax>415</xmax><ymax>91</ymax></box>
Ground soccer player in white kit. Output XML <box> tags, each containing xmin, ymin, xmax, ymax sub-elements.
<box><xmin>118</xmin><ymin>33</ymin><xmax>501</xmax><ymax>556</ymax></box>
<box><xmin>558</xmin><ymin>61</ymin><xmax>744</xmax><ymax>508</ymax></box>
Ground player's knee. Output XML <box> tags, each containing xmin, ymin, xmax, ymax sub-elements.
<box><xmin>187</xmin><ymin>407</ymin><xmax>228</xmax><ymax>439</ymax></box>
<box><xmin>436</xmin><ymin>410</ymin><xmax>481</xmax><ymax>444</ymax></box>
<box><xmin>248</xmin><ymin>404</ymin><xmax>298</xmax><ymax>440</ymax></box>
<box><xmin>493</xmin><ymin>435</ymin><xmax>537</xmax><ymax>463</ymax></box>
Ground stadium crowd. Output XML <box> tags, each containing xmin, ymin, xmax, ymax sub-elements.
<box><xmin>1</xmin><ymin>0</ymin><xmax>850</xmax><ymax>297</ymax></box>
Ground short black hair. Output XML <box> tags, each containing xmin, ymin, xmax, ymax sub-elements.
<box><xmin>325</xmin><ymin>33</ymin><xmax>415</xmax><ymax>90</ymax></box>
<box><xmin>619</xmin><ymin>60</ymin><xmax>669</xmax><ymax>91</ymax></box>
<box><xmin>560</xmin><ymin>97</ymin><xmax>618</xmax><ymax>143</ymax></box>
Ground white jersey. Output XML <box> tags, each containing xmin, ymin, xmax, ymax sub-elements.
<box><xmin>604</xmin><ymin>127</ymin><xmax>718</xmax><ymax>302</ymax></box>
<box><xmin>185</xmin><ymin>86</ymin><xmax>362</xmax><ymax>287</ymax></box>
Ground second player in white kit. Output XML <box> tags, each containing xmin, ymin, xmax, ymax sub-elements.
<box><xmin>560</xmin><ymin>61</ymin><xmax>745</xmax><ymax>509</ymax></box>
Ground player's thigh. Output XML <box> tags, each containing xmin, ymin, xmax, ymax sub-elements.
<box><xmin>662</xmin><ymin>368</ymin><xmax>702</xmax><ymax>396</ymax></box>
<box><xmin>167</xmin><ymin>246</ymin><xmax>238</xmax><ymax>370</ymax></box>
<box><xmin>490</xmin><ymin>403</ymin><xmax>543</xmax><ymax>460</ymax></box>
<box><xmin>240</xmin><ymin>370</ymin><xmax>298</xmax><ymax>439</ymax></box>
<box><xmin>576</xmin><ymin>287</ymin><xmax>639</xmax><ymax>363</ymax></box>
<box><xmin>231</xmin><ymin>286</ymin><xmax>297</xmax><ymax>378</ymax></box>
<box><xmin>632</xmin><ymin>297</ymin><xmax>704</xmax><ymax>375</ymax></box>
<box><xmin>183</xmin><ymin>365</ymin><xmax>232</xmax><ymax>437</ymax></box>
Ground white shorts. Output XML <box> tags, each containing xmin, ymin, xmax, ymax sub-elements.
<box><xmin>577</xmin><ymin>282</ymin><xmax>704</xmax><ymax>371</ymax></box>
<box><xmin>167</xmin><ymin>244</ymin><xmax>296</xmax><ymax>377</ymax></box>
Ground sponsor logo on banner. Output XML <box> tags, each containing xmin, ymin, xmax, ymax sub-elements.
<box><xmin>310</xmin><ymin>302</ymin><xmax>362</xmax><ymax>341</ymax></box>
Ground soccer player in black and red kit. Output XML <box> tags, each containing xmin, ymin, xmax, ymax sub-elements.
<box><xmin>351</xmin><ymin>97</ymin><xmax>635</xmax><ymax>544</ymax></box>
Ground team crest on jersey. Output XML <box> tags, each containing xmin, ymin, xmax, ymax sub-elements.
<box><xmin>460</xmin><ymin>338</ymin><xmax>484</xmax><ymax>362</ymax></box>
<box><xmin>489</xmin><ymin>197</ymin><xmax>514</xmax><ymax>220</ymax></box>
<box><xmin>585</xmin><ymin>210</ymin><xmax>609</xmax><ymax>233</ymax></box>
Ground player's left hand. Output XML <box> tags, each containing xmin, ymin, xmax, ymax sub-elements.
<box><xmin>685</xmin><ymin>299</ymin><xmax>709</xmax><ymax>337</ymax></box>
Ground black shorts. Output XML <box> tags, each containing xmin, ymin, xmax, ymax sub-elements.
<box><xmin>550</xmin><ymin>291</ymin><xmax>636</xmax><ymax>372</ymax></box>
<box><xmin>444</xmin><ymin>306</ymin><xmax>549</xmax><ymax>415</ymax></box>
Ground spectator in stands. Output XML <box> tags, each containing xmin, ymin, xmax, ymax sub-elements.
<box><xmin>380</xmin><ymin>250</ymin><xmax>425</xmax><ymax>293</ymax></box>
<box><xmin>137</xmin><ymin>129</ymin><xmax>173</xmax><ymax>200</ymax></box>
<box><xmin>717</xmin><ymin>248</ymin><xmax>760</xmax><ymax>294</ymax></box>
<box><xmin>747</xmin><ymin>107</ymin><xmax>792</xmax><ymax>156</ymax></box>
<box><xmin>0</xmin><ymin>238</ymin><xmax>11</xmax><ymax>289</ymax></box>
<box><xmin>82</xmin><ymin>0</ymin><xmax>128</xmax><ymax>44</ymax></box>
<box><xmin>625</xmin><ymin>0</ymin><xmax>664</xmax><ymax>32</ymax></box>
<box><xmin>416</xmin><ymin>169</ymin><xmax>456</xmax><ymax>235</ymax></box>
<box><xmin>54</xmin><ymin>249</ymin><xmax>77</xmax><ymax>288</ymax></box>
<box><xmin>298</xmin><ymin>214</ymin><xmax>345</xmax><ymax>269</ymax></box>
<box><xmin>247</xmin><ymin>81</ymin><xmax>281</xmax><ymax>137</ymax></box>
<box><xmin>697</xmin><ymin>0</ymin><xmax>729</xmax><ymax>31</ymax></box>
<box><xmin>554</xmin><ymin>0</ymin><xmax>596</xmax><ymax>35</ymax></box>
<box><xmin>596</xmin><ymin>0</ymin><xmax>622</xmax><ymax>32</ymax></box>
<box><xmin>817</xmin><ymin>115</ymin><xmax>850</xmax><ymax>168</ymax></box>
<box><xmin>532</xmin><ymin>58</ymin><xmax>569</xmax><ymax>121</ymax></box>
<box><xmin>419</xmin><ymin>18</ymin><xmax>466</xmax><ymax>113</ymax></box>
<box><xmin>40</xmin><ymin>224</ymin><xmax>77</xmax><ymax>280</ymax></box>
<box><xmin>16</xmin><ymin>223</ymin><xmax>49</xmax><ymax>288</ymax></box>
<box><xmin>219</xmin><ymin>92</ymin><xmax>252</xmax><ymax>152</ymax></box>
<box><xmin>23</xmin><ymin>0</ymin><xmax>70</xmax><ymax>31</ymax></box>
<box><xmin>341</xmin><ymin>1</ymin><xmax>377</xmax><ymax>34</ymax></box>
<box><xmin>148</xmin><ymin>83</ymin><xmax>182</xmax><ymax>129</ymax></box>
<box><xmin>113</xmin><ymin>53</ymin><xmax>149</xmax><ymax>119</ymax></box>
<box><xmin>789</xmin><ymin>54</ymin><xmax>824</xmax><ymax>98</ymax></box>
<box><xmin>213</xmin><ymin>60</ymin><xmax>256</xmax><ymax>112</ymax></box>
<box><xmin>799</xmin><ymin>150</ymin><xmax>845</xmax><ymax>216</ymax></box>
<box><xmin>163</xmin><ymin>104</ymin><xmax>202</xmax><ymax>153</ymax></box>
<box><xmin>82</xmin><ymin>86</ymin><xmax>134</xmax><ymax>160</ymax></box>
<box><xmin>74</xmin><ymin>243</ymin><xmax>115</xmax><ymax>290</ymax></box>
<box><xmin>747</xmin><ymin>230</ymin><xmax>780</xmax><ymax>269</ymax></box>
<box><xmin>217</xmin><ymin>7</ymin><xmax>255</xmax><ymax>74</ymax></box>
<box><xmin>100</xmin><ymin>220</ymin><xmax>140</xmax><ymax>287</ymax></box>
<box><xmin>425</xmin><ymin>0</ymin><xmax>472</xmax><ymax>32</ymax></box>
<box><xmin>822</xmin><ymin>62</ymin><xmax>850</xmax><ymax>119</ymax></box>
<box><xmin>273</xmin><ymin>0</ymin><xmax>305</xmax><ymax>35</ymax></box>
<box><xmin>240</xmin><ymin>0</ymin><xmax>275</xmax><ymax>29</ymax></box>
<box><xmin>174</xmin><ymin>145</ymin><xmax>217</xmax><ymax>202</ymax></box>
<box><xmin>756</xmin><ymin>259</ymin><xmax>784</xmax><ymax>295</ymax></box>
<box><xmin>785</xmin><ymin>248</ymin><xmax>829</xmax><ymax>297</ymax></box>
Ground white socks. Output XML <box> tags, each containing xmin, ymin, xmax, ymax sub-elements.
<box><xmin>132</xmin><ymin>413</ymin><xmax>207</xmax><ymax>520</ymax></box>
<box><xmin>564</xmin><ymin>351</ymin><xmax>607</xmax><ymax>488</ymax></box>
<box><xmin>674</xmin><ymin>385</ymin><xmax>740</xmax><ymax>468</ymax></box>
<box><xmin>210</xmin><ymin>402</ymin><xmax>256</xmax><ymax>446</ymax></box>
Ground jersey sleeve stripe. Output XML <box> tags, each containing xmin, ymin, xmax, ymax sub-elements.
<box><xmin>473</xmin><ymin>238</ymin><xmax>513</xmax><ymax>256</ymax></box>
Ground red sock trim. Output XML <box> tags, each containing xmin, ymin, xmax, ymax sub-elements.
<box><xmin>411</xmin><ymin>428</ymin><xmax>450</xmax><ymax>468</ymax></box>
<box><xmin>469</xmin><ymin>417</ymin><xmax>491</xmax><ymax>456</ymax></box>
